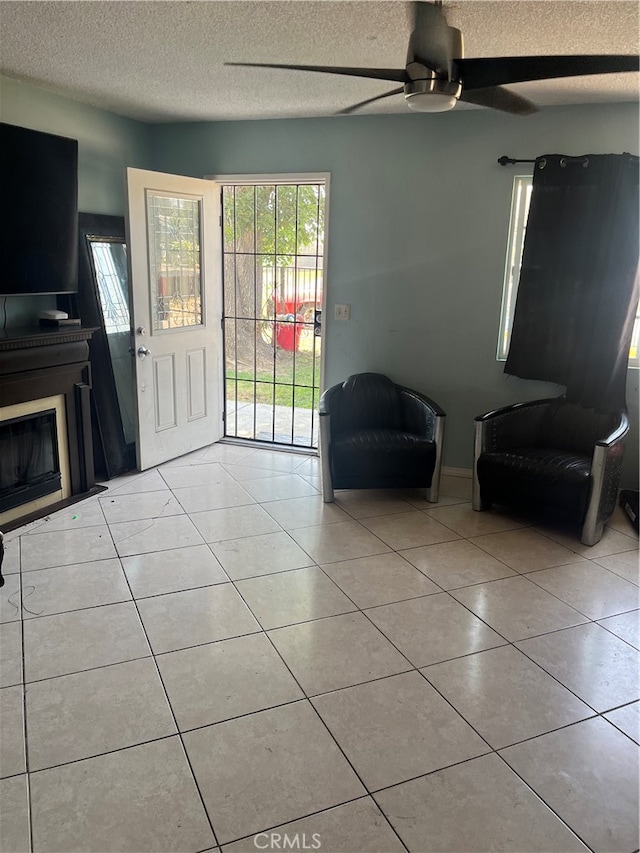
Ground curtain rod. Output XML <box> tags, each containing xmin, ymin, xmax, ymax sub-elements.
<box><xmin>498</xmin><ymin>154</ymin><xmax>639</xmax><ymax>167</ymax></box>
<box><xmin>497</xmin><ymin>156</ymin><xmax>536</xmax><ymax>166</ymax></box>
<box><xmin>497</xmin><ymin>155</ymin><xmax>590</xmax><ymax>167</ymax></box>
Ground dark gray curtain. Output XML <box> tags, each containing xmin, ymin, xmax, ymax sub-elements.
<box><xmin>505</xmin><ymin>153</ymin><xmax>639</xmax><ymax>410</ymax></box>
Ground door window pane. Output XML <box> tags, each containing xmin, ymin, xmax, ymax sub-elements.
<box><xmin>147</xmin><ymin>193</ymin><xmax>203</xmax><ymax>330</ymax></box>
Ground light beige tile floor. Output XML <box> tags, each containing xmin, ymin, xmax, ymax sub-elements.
<box><xmin>1</xmin><ymin>452</ymin><xmax>638</xmax><ymax>853</ymax></box>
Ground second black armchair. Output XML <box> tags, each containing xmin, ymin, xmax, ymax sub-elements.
<box><xmin>472</xmin><ymin>396</ymin><xmax>629</xmax><ymax>546</ymax></box>
<box><xmin>319</xmin><ymin>373</ymin><xmax>446</xmax><ymax>503</ymax></box>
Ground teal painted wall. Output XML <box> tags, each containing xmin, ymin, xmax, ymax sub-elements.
<box><xmin>0</xmin><ymin>77</ymin><xmax>636</xmax><ymax>484</ymax></box>
<box><xmin>151</xmin><ymin>103</ymin><xmax>639</xmax><ymax>485</ymax></box>
<box><xmin>0</xmin><ymin>76</ymin><xmax>152</xmax><ymax>325</ymax></box>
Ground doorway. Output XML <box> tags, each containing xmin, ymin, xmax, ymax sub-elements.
<box><xmin>219</xmin><ymin>177</ymin><xmax>327</xmax><ymax>449</ymax></box>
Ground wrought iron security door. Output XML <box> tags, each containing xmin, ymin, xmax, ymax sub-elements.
<box><xmin>221</xmin><ymin>181</ymin><xmax>326</xmax><ymax>448</ymax></box>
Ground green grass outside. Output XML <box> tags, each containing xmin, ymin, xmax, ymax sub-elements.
<box><xmin>226</xmin><ymin>350</ymin><xmax>319</xmax><ymax>409</ymax></box>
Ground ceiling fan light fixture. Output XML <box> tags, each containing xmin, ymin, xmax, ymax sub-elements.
<box><xmin>404</xmin><ymin>78</ymin><xmax>461</xmax><ymax>113</ymax></box>
<box><xmin>405</xmin><ymin>91</ymin><xmax>458</xmax><ymax>112</ymax></box>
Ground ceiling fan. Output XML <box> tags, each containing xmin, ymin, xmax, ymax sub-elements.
<box><xmin>227</xmin><ymin>1</ymin><xmax>639</xmax><ymax>116</ymax></box>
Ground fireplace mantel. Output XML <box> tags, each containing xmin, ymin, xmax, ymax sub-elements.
<box><xmin>0</xmin><ymin>325</ymin><xmax>100</xmax><ymax>530</ymax></box>
<box><xmin>0</xmin><ymin>325</ymin><xmax>97</xmax><ymax>351</ymax></box>
<box><xmin>1</xmin><ymin>326</ymin><xmax>97</xmax><ymax>378</ymax></box>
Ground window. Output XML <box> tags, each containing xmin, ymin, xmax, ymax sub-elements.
<box><xmin>498</xmin><ymin>175</ymin><xmax>639</xmax><ymax>367</ymax></box>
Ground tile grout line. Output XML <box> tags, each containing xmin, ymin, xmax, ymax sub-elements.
<box><xmin>17</xmin><ymin>536</ymin><xmax>35</xmax><ymax>853</ymax></box>
<box><xmin>596</xmin><ymin>617</ymin><xmax>640</xmax><ymax>651</ymax></box>
<box><xmin>212</xmin><ymin>793</ymin><xmax>394</xmax><ymax>850</ymax></box>
<box><xmin>602</xmin><ymin>715</ymin><xmax>640</xmax><ymax>745</ymax></box>
<box><xmin>98</xmin><ymin>521</ymin><xmax>223</xmax><ymax>852</ymax></box>
<box><xmin>422</xmin><ymin>588</ymin><xmax>618</xmax><ymax>721</ymax></box>
<box><xmin>17</xmin><ymin>651</ymin><xmax>154</xmax><ymax>687</ymax></box>
<box><xmin>223</xmin><ymin>567</ymin><xmax>412</xmax><ymax>851</ymax></box>
<box><xmin>22</xmin><ymin>732</ymin><xmax>178</xmax><ymax>778</ymax></box>
<box><xmin>367</xmin><ymin>607</ymin><xmax>602</xmax><ymax>853</ymax></box>
<box><xmin>518</xmin><ymin>570</ymin><xmax>640</xmax><ymax>623</ymax></box>
<box><xmin>491</xmin><ymin>749</ymin><xmax>597</xmax><ymax>853</ymax></box>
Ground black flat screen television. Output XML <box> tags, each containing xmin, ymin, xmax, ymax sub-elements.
<box><xmin>1</xmin><ymin>122</ymin><xmax>79</xmax><ymax>295</ymax></box>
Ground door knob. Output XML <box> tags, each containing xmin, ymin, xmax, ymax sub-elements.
<box><xmin>137</xmin><ymin>346</ymin><xmax>151</xmax><ymax>358</ymax></box>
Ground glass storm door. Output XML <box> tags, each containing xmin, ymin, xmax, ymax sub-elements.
<box><xmin>126</xmin><ymin>168</ymin><xmax>223</xmax><ymax>471</ymax></box>
<box><xmin>221</xmin><ymin>181</ymin><xmax>326</xmax><ymax>448</ymax></box>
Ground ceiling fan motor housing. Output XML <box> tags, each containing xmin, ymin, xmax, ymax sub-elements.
<box><xmin>405</xmin><ymin>25</ymin><xmax>464</xmax><ymax>112</ymax></box>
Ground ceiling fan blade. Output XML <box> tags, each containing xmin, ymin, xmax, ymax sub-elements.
<box><xmin>460</xmin><ymin>86</ymin><xmax>538</xmax><ymax>116</ymax></box>
<box><xmin>225</xmin><ymin>62</ymin><xmax>407</xmax><ymax>83</ymax></box>
<box><xmin>337</xmin><ymin>87</ymin><xmax>405</xmax><ymax>115</ymax></box>
<box><xmin>410</xmin><ymin>2</ymin><xmax>452</xmax><ymax>74</ymax></box>
<box><xmin>458</xmin><ymin>55</ymin><xmax>639</xmax><ymax>91</ymax></box>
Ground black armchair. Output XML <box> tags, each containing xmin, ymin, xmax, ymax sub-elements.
<box><xmin>319</xmin><ymin>373</ymin><xmax>446</xmax><ymax>503</ymax></box>
<box><xmin>472</xmin><ymin>396</ymin><xmax>629</xmax><ymax>546</ymax></box>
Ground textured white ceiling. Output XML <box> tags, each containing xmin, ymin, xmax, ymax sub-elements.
<box><xmin>1</xmin><ymin>1</ymin><xmax>638</xmax><ymax>123</ymax></box>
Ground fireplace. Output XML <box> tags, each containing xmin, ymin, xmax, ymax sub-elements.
<box><xmin>0</xmin><ymin>326</ymin><xmax>97</xmax><ymax>530</ymax></box>
<box><xmin>0</xmin><ymin>395</ymin><xmax>72</xmax><ymax>524</ymax></box>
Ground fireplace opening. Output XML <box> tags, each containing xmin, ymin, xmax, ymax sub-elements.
<box><xmin>0</xmin><ymin>409</ymin><xmax>62</xmax><ymax>513</ymax></box>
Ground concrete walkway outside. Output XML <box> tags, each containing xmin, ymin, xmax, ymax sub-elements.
<box><xmin>225</xmin><ymin>400</ymin><xmax>318</xmax><ymax>448</ymax></box>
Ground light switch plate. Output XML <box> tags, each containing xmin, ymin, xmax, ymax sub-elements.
<box><xmin>334</xmin><ymin>303</ymin><xmax>351</xmax><ymax>321</ymax></box>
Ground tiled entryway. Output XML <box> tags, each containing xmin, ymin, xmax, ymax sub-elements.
<box><xmin>1</xmin><ymin>444</ymin><xmax>638</xmax><ymax>853</ymax></box>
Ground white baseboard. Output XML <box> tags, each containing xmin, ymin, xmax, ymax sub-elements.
<box><xmin>442</xmin><ymin>466</ymin><xmax>473</xmax><ymax>479</ymax></box>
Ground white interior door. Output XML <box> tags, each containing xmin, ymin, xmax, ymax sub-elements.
<box><xmin>126</xmin><ymin>168</ymin><xmax>223</xmax><ymax>471</ymax></box>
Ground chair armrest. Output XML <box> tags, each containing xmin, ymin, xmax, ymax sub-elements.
<box><xmin>319</xmin><ymin>382</ymin><xmax>348</xmax><ymax>502</ymax></box>
<box><xmin>474</xmin><ymin>398</ymin><xmax>558</xmax><ymax>454</ymax></box>
<box><xmin>582</xmin><ymin>411</ymin><xmax>629</xmax><ymax>545</ymax></box>
<box><xmin>398</xmin><ymin>388</ymin><xmax>446</xmax><ymax>501</ymax></box>
<box><xmin>595</xmin><ymin>410</ymin><xmax>630</xmax><ymax>448</ymax></box>
<box><xmin>398</xmin><ymin>387</ymin><xmax>446</xmax><ymax>418</ymax></box>
<box><xmin>398</xmin><ymin>387</ymin><xmax>446</xmax><ymax>441</ymax></box>
<box><xmin>474</xmin><ymin>397</ymin><xmax>558</xmax><ymax>423</ymax></box>
<box><xmin>319</xmin><ymin>383</ymin><xmax>343</xmax><ymax>418</ymax></box>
